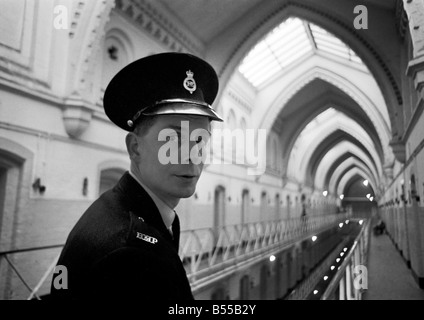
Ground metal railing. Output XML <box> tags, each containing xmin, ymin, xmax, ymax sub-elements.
<box><xmin>0</xmin><ymin>212</ymin><xmax>352</xmax><ymax>299</ymax></box>
<box><xmin>179</xmin><ymin>212</ymin><xmax>352</xmax><ymax>287</ymax></box>
<box><xmin>286</xmin><ymin>239</ymin><xmax>350</xmax><ymax>300</ymax></box>
<box><xmin>320</xmin><ymin>218</ymin><xmax>371</xmax><ymax>300</ymax></box>
<box><xmin>0</xmin><ymin>244</ymin><xmax>63</xmax><ymax>300</ymax></box>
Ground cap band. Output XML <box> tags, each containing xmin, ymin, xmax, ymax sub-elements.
<box><xmin>128</xmin><ymin>98</ymin><xmax>223</xmax><ymax>127</ymax></box>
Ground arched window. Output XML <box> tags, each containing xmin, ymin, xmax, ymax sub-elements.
<box><xmin>211</xmin><ymin>287</ymin><xmax>226</xmax><ymax>300</ymax></box>
<box><xmin>260</xmin><ymin>191</ymin><xmax>267</xmax><ymax>217</ymax></box>
<box><xmin>0</xmin><ymin>150</ymin><xmax>24</xmax><ymax>241</ymax></box>
<box><xmin>272</xmin><ymin>138</ymin><xmax>278</xmax><ymax>170</ymax></box>
<box><xmin>0</xmin><ymin>139</ymin><xmax>33</xmax><ymax>258</ymax></box>
<box><xmin>241</xmin><ymin>189</ymin><xmax>249</xmax><ymax>225</ymax></box>
<box><xmin>224</xmin><ymin>109</ymin><xmax>237</xmax><ymax>160</ymax></box>
<box><xmin>286</xmin><ymin>195</ymin><xmax>291</xmax><ymax>219</ymax></box>
<box><xmin>99</xmin><ymin>168</ymin><xmax>126</xmax><ymax>195</ymax></box>
<box><xmin>260</xmin><ymin>265</ymin><xmax>269</xmax><ymax>300</ymax></box>
<box><xmin>240</xmin><ymin>117</ymin><xmax>247</xmax><ymax>131</ymax></box>
<box><xmin>275</xmin><ymin>193</ymin><xmax>280</xmax><ymax>220</ymax></box>
<box><xmin>267</xmin><ymin>135</ymin><xmax>274</xmax><ymax>169</ymax></box>
<box><xmin>101</xmin><ymin>28</ymin><xmax>134</xmax><ymax>91</ymax></box>
<box><xmin>239</xmin><ymin>275</ymin><xmax>250</xmax><ymax>299</ymax></box>
<box><xmin>214</xmin><ymin>186</ymin><xmax>226</xmax><ymax>231</ymax></box>
<box><xmin>227</xmin><ymin>109</ymin><xmax>236</xmax><ymax>130</ymax></box>
<box><xmin>411</xmin><ymin>174</ymin><xmax>418</xmax><ymax>204</ymax></box>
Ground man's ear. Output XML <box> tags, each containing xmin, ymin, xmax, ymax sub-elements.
<box><xmin>126</xmin><ymin>132</ymin><xmax>141</xmax><ymax>160</ymax></box>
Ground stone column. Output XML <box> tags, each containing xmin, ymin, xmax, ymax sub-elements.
<box><xmin>404</xmin><ymin>1</ymin><xmax>424</xmax><ymax>105</ymax></box>
<box><xmin>62</xmin><ymin>0</ymin><xmax>116</xmax><ymax>138</ymax></box>
<box><xmin>403</xmin><ymin>0</ymin><xmax>424</xmax><ymax>58</ymax></box>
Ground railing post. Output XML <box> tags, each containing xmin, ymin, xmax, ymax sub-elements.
<box><xmin>354</xmin><ymin>244</ymin><xmax>361</xmax><ymax>269</ymax></box>
<box><xmin>345</xmin><ymin>265</ymin><xmax>352</xmax><ymax>300</ymax></box>
<box><xmin>339</xmin><ymin>275</ymin><xmax>346</xmax><ymax>300</ymax></box>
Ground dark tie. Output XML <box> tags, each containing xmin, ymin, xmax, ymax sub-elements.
<box><xmin>171</xmin><ymin>212</ymin><xmax>180</xmax><ymax>251</ymax></box>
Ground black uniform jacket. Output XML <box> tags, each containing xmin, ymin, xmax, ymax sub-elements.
<box><xmin>50</xmin><ymin>172</ymin><xmax>193</xmax><ymax>300</ymax></box>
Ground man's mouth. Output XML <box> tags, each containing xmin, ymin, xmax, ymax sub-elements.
<box><xmin>176</xmin><ymin>174</ymin><xmax>198</xmax><ymax>179</ymax></box>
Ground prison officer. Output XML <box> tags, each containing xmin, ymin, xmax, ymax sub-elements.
<box><xmin>50</xmin><ymin>52</ymin><xmax>223</xmax><ymax>300</ymax></box>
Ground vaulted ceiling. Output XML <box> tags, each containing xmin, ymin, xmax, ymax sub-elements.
<box><xmin>152</xmin><ymin>0</ymin><xmax>400</xmax><ymax>201</ymax></box>
<box><xmin>157</xmin><ymin>0</ymin><xmax>397</xmax><ymax>44</ymax></box>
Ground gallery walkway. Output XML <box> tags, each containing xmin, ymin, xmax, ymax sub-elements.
<box><xmin>363</xmin><ymin>231</ymin><xmax>424</xmax><ymax>300</ymax></box>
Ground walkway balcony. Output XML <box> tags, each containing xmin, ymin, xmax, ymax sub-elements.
<box><xmin>0</xmin><ymin>212</ymin><xmax>354</xmax><ymax>299</ymax></box>
<box><xmin>179</xmin><ymin>212</ymin><xmax>353</xmax><ymax>295</ymax></box>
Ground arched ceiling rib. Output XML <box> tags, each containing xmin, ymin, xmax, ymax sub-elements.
<box><xmin>208</xmin><ymin>2</ymin><xmax>402</xmax><ymax>142</ymax></box>
<box><xmin>306</xmin><ymin>129</ymin><xmax>377</xmax><ymax>188</ymax></box>
<box><xmin>343</xmin><ymin>175</ymin><xmax>375</xmax><ymax>199</ymax></box>
<box><xmin>334</xmin><ymin>165</ymin><xmax>375</xmax><ymax>198</ymax></box>
<box><xmin>259</xmin><ymin>66</ymin><xmax>393</xmax><ymax>171</ymax></box>
<box><xmin>329</xmin><ymin>158</ymin><xmax>377</xmax><ymax>196</ymax></box>
<box><xmin>337</xmin><ymin>168</ymin><xmax>376</xmax><ymax>197</ymax></box>
<box><xmin>164</xmin><ymin>1</ymin><xmax>401</xmax><ymax>194</ymax></box>
<box><xmin>324</xmin><ymin>152</ymin><xmax>369</xmax><ymax>189</ymax></box>
<box><xmin>287</xmin><ymin>113</ymin><xmax>382</xmax><ymax>185</ymax></box>
<box><xmin>272</xmin><ymin>80</ymin><xmax>384</xmax><ymax>167</ymax></box>
<box><xmin>313</xmin><ymin>141</ymin><xmax>380</xmax><ymax>191</ymax></box>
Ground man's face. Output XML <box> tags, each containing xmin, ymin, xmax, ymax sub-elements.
<box><xmin>128</xmin><ymin>114</ymin><xmax>211</xmax><ymax>206</ymax></box>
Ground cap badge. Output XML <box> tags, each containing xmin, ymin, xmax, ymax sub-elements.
<box><xmin>183</xmin><ymin>70</ymin><xmax>196</xmax><ymax>94</ymax></box>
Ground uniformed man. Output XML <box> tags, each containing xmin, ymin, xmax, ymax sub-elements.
<box><xmin>50</xmin><ymin>52</ymin><xmax>223</xmax><ymax>300</ymax></box>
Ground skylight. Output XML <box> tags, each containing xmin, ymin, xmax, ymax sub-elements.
<box><xmin>238</xmin><ymin>18</ymin><xmax>365</xmax><ymax>87</ymax></box>
<box><xmin>309</xmin><ymin>24</ymin><xmax>363</xmax><ymax>64</ymax></box>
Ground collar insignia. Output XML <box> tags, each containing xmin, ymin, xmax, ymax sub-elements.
<box><xmin>136</xmin><ymin>232</ymin><xmax>158</xmax><ymax>244</ymax></box>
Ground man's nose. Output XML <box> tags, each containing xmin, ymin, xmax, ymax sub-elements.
<box><xmin>190</xmin><ymin>139</ymin><xmax>202</xmax><ymax>163</ymax></box>
<box><xmin>180</xmin><ymin>139</ymin><xmax>202</xmax><ymax>164</ymax></box>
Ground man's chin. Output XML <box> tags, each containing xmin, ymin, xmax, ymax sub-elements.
<box><xmin>178</xmin><ymin>190</ymin><xmax>196</xmax><ymax>198</ymax></box>
<box><xmin>173</xmin><ymin>187</ymin><xmax>196</xmax><ymax>199</ymax></box>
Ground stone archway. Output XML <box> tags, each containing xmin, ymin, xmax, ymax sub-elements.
<box><xmin>209</xmin><ymin>1</ymin><xmax>403</xmax><ymax>158</ymax></box>
<box><xmin>0</xmin><ymin>138</ymin><xmax>34</xmax><ymax>299</ymax></box>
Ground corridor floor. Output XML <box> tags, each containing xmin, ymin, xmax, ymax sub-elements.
<box><xmin>363</xmin><ymin>231</ymin><xmax>424</xmax><ymax>300</ymax></box>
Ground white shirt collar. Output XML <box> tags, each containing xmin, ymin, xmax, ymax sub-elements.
<box><xmin>129</xmin><ymin>170</ymin><xmax>176</xmax><ymax>230</ymax></box>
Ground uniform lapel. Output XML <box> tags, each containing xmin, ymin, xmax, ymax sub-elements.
<box><xmin>116</xmin><ymin>172</ymin><xmax>174</xmax><ymax>245</ymax></box>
